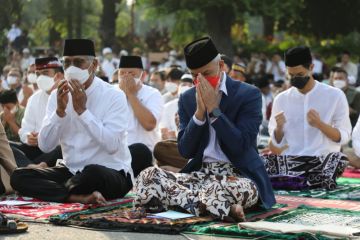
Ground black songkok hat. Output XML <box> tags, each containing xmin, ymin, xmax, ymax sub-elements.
<box><xmin>35</xmin><ymin>57</ymin><xmax>62</xmax><ymax>70</ymax></box>
<box><xmin>63</xmin><ymin>39</ymin><xmax>95</xmax><ymax>57</ymax></box>
<box><xmin>184</xmin><ymin>36</ymin><xmax>219</xmax><ymax>69</ymax></box>
<box><xmin>119</xmin><ymin>56</ymin><xmax>143</xmax><ymax>69</ymax></box>
<box><xmin>0</xmin><ymin>90</ymin><xmax>18</xmax><ymax>104</ymax></box>
<box><xmin>285</xmin><ymin>46</ymin><xmax>312</xmax><ymax>67</ymax></box>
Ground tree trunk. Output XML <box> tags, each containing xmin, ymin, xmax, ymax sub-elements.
<box><xmin>204</xmin><ymin>5</ymin><xmax>235</xmax><ymax>57</ymax></box>
<box><xmin>75</xmin><ymin>0</ymin><xmax>82</xmax><ymax>38</ymax></box>
<box><xmin>263</xmin><ymin>15</ymin><xmax>274</xmax><ymax>38</ymax></box>
<box><xmin>99</xmin><ymin>0</ymin><xmax>120</xmax><ymax>48</ymax></box>
<box><xmin>67</xmin><ymin>0</ymin><xmax>74</xmax><ymax>39</ymax></box>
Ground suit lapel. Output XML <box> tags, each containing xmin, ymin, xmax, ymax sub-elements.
<box><xmin>219</xmin><ymin>76</ymin><xmax>233</xmax><ymax>113</ymax></box>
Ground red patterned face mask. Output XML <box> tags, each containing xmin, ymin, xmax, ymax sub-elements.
<box><xmin>193</xmin><ymin>67</ymin><xmax>221</xmax><ymax>89</ymax></box>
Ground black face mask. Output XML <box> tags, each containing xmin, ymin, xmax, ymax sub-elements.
<box><xmin>290</xmin><ymin>76</ymin><xmax>310</xmax><ymax>89</ymax></box>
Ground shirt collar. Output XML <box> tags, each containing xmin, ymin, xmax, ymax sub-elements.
<box><xmin>85</xmin><ymin>76</ymin><xmax>99</xmax><ymax>96</ymax></box>
<box><xmin>219</xmin><ymin>72</ymin><xmax>228</xmax><ymax>96</ymax></box>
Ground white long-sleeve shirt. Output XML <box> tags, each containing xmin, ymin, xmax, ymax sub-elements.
<box><xmin>19</xmin><ymin>90</ymin><xmax>49</xmax><ymax>144</ymax></box>
<box><xmin>39</xmin><ymin>77</ymin><xmax>133</xmax><ymax>180</ymax></box>
<box><xmin>352</xmin><ymin>117</ymin><xmax>360</xmax><ymax>157</ymax></box>
<box><xmin>125</xmin><ymin>84</ymin><xmax>164</xmax><ymax>151</ymax></box>
<box><xmin>268</xmin><ymin>81</ymin><xmax>351</xmax><ymax>156</ymax></box>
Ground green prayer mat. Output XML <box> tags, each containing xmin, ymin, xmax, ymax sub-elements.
<box><xmin>274</xmin><ymin>177</ymin><xmax>360</xmax><ymax>201</ymax></box>
<box><xmin>185</xmin><ymin>205</ymin><xmax>360</xmax><ymax>240</ymax></box>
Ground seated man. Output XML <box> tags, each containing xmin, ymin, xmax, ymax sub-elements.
<box><xmin>329</xmin><ymin>67</ymin><xmax>360</xmax><ymax>127</ymax></box>
<box><xmin>267</xmin><ymin>46</ymin><xmax>351</xmax><ymax>190</ymax></box>
<box><xmin>0</xmin><ymin>121</ymin><xmax>17</xmax><ymax>195</ymax></box>
<box><xmin>118</xmin><ymin>56</ymin><xmax>161</xmax><ymax>176</ymax></box>
<box><xmin>229</xmin><ymin>63</ymin><xmax>247</xmax><ymax>82</ymax></box>
<box><xmin>13</xmin><ymin>57</ymin><xmax>64</xmax><ymax>168</ymax></box>
<box><xmin>0</xmin><ymin>90</ymin><xmax>25</xmax><ymax>142</ymax></box>
<box><xmin>162</xmin><ymin>68</ymin><xmax>184</xmax><ymax>104</ymax></box>
<box><xmin>155</xmin><ymin>73</ymin><xmax>193</xmax><ymax>172</ymax></box>
<box><xmin>135</xmin><ymin>37</ymin><xmax>275</xmax><ymax>222</ymax></box>
<box><xmin>10</xmin><ymin>39</ymin><xmax>133</xmax><ymax>204</ymax></box>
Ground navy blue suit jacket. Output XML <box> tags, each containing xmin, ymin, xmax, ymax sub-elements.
<box><xmin>177</xmin><ymin>76</ymin><xmax>276</xmax><ymax>209</ymax></box>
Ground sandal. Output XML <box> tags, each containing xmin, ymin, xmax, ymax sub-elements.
<box><xmin>0</xmin><ymin>213</ymin><xmax>28</xmax><ymax>234</ymax></box>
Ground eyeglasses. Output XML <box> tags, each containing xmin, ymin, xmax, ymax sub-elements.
<box><xmin>62</xmin><ymin>57</ymin><xmax>93</xmax><ymax>69</ymax></box>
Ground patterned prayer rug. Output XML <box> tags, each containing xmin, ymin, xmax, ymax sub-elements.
<box><xmin>0</xmin><ymin>195</ymin><xmax>133</xmax><ymax>222</ymax></box>
<box><xmin>49</xmin><ymin>202</ymin><xmax>287</xmax><ymax>234</ymax></box>
<box><xmin>274</xmin><ymin>177</ymin><xmax>360</xmax><ymax>201</ymax></box>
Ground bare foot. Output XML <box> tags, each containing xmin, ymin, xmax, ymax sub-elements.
<box><xmin>67</xmin><ymin>191</ymin><xmax>107</xmax><ymax>205</ymax></box>
<box><xmin>27</xmin><ymin>162</ymin><xmax>48</xmax><ymax>169</ymax></box>
<box><xmin>229</xmin><ymin>204</ymin><xmax>246</xmax><ymax>222</ymax></box>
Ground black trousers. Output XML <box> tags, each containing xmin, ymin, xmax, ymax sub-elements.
<box><xmin>9</xmin><ymin>142</ymin><xmax>62</xmax><ymax>167</ymax></box>
<box><xmin>129</xmin><ymin>143</ymin><xmax>153</xmax><ymax>177</ymax></box>
<box><xmin>11</xmin><ymin>164</ymin><xmax>133</xmax><ymax>202</ymax></box>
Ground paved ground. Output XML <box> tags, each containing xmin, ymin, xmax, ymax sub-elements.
<box><xmin>1</xmin><ymin>223</ymin><xmax>236</xmax><ymax>240</ymax></box>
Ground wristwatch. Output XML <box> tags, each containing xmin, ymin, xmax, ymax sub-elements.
<box><xmin>209</xmin><ymin>108</ymin><xmax>222</xmax><ymax>118</ymax></box>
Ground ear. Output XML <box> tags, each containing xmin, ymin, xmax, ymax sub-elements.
<box><xmin>309</xmin><ymin>63</ymin><xmax>314</xmax><ymax>72</ymax></box>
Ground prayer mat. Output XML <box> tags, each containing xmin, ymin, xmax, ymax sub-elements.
<box><xmin>184</xmin><ymin>205</ymin><xmax>357</xmax><ymax>240</ymax></box>
<box><xmin>276</xmin><ymin>195</ymin><xmax>360</xmax><ymax>211</ymax></box>
<box><xmin>342</xmin><ymin>168</ymin><xmax>360</xmax><ymax>178</ymax></box>
<box><xmin>50</xmin><ymin>204</ymin><xmax>214</xmax><ymax>234</ymax></box>
<box><xmin>274</xmin><ymin>177</ymin><xmax>360</xmax><ymax>201</ymax></box>
<box><xmin>0</xmin><ymin>194</ymin><xmax>133</xmax><ymax>223</ymax></box>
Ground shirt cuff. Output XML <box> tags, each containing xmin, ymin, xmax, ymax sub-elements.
<box><xmin>50</xmin><ymin>111</ymin><xmax>68</xmax><ymax>126</ymax></box>
<box><xmin>337</xmin><ymin>128</ymin><xmax>350</xmax><ymax>145</ymax></box>
<box><xmin>78</xmin><ymin>109</ymin><xmax>94</xmax><ymax>125</ymax></box>
<box><xmin>192</xmin><ymin>115</ymin><xmax>206</xmax><ymax>126</ymax></box>
<box><xmin>270</xmin><ymin>130</ymin><xmax>286</xmax><ymax>148</ymax></box>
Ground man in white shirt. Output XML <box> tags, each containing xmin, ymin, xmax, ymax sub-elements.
<box><xmin>11</xmin><ymin>39</ymin><xmax>133</xmax><ymax>204</ymax></box>
<box><xmin>154</xmin><ymin>74</ymin><xmax>193</xmax><ymax>172</ymax></box>
<box><xmin>266</xmin><ymin>54</ymin><xmax>286</xmax><ymax>82</ymax></box>
<box><xmin>6</xmin><ymin>24</ymin><xmax>21</xmax><ymax>43</ymax></box>
<box><xmin>13</xmin><ymin>57</ymin><xmax>63</xmax><ymax>168</ymax></box>
<box><xmin>20</xmin><ymin>48</ymin><xmax>35</xmax><ymax>73</ymax></box>
<box><xmin>266</xmin><ymin>46</ymin><xmax>351</xmax><ymax>190</ymax></box>
<box><xmin>118</xmin><ymin>56</ymin><xmax>164</xmax><ymax>152</ymax></box>
<box><xmin>149</xmin><ymin>70</ymin><xmax>167</xmax><ymax>95</ymax></box>
<box><xmin>117</xmin><ymin>56</ymin><xmax>161</xmax><ymax>177</ymax></box>
<box><xmin>336</xmin><ymin>51</ymin><xmax>358</xmax><ymax>85</ymax></box>
<box><xmin>101</xmin><ymin>47</ymin><xmax>119</xmax><ymax>82</ymax></box>
<box><xmin>350</xmin><ymin>116</ymin><xmax>360</xmax><ymax>168</ymax></box>
<box><xmin>135</xmin><ymin>37</ymin><xmax>275</xmax><ymax>222</ymax></box>
<box><xmin>162</xmin><ymin>68</ymin><xmax>184</xmax><ymax>104</ymax></box>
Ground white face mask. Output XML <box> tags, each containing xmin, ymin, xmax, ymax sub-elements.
<box><xmin>27</xmin><ymin>73</ymin><xmax>37</xmax><ymax>84</ymax></box>
<box><xmin>64</xmin><ymin>66</ymin><xmax>90</xmax><ymax>84</ymax></box>
<box><xmin>7</xmin><ymin>76</ymin><xmax>18</xmax><ymax>85</ymax></box>
<box><xmin>37</xmin><ymin>75</ymin><xmax>55</xmax><ymax>92</ymax></box>
<box><xmin>178</xmin><ymin>85</ymin><xmax>191</xmax><ymax>94</ymax></box>
<box><xmin>333</xmin><ymin>80</ymin><xmax>347</xmax><ymax>89</ymax></box>
<box><xmin>165</xmin><ymin>82</ymin><xmax>178</xmax><ymax>93</ymax></box>
<box><xmin>133</xmin><ymin>72</ymin><xmax>143</xmax><ymax>84</ymax></box>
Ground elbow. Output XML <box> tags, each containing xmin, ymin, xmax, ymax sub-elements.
<box><xmin>143</xmin><ymin>120</ymin><xmax>157</xmax><ymax>131</ymax></box>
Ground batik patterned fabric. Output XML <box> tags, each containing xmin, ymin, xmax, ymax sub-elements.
<box><xmin>262</xmin><ymin>152</ymin><xmax>348</xmax><ymax>190</ymax></box>
<box><xmin>135</xmin><ymin>163</ymin><xmax>259</xmax><ymax>220</ymax></box>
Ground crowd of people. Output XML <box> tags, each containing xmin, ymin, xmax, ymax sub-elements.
<box><xmin>0</xmin><ymin>32</ymin><xmax>360</xmax><ymax>222</ymax></box>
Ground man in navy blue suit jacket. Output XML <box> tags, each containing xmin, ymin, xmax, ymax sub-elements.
<box><xmin>134</xmin><ymin>37</ymin><xmax>275</xmax><ymax>222</ymax></box>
